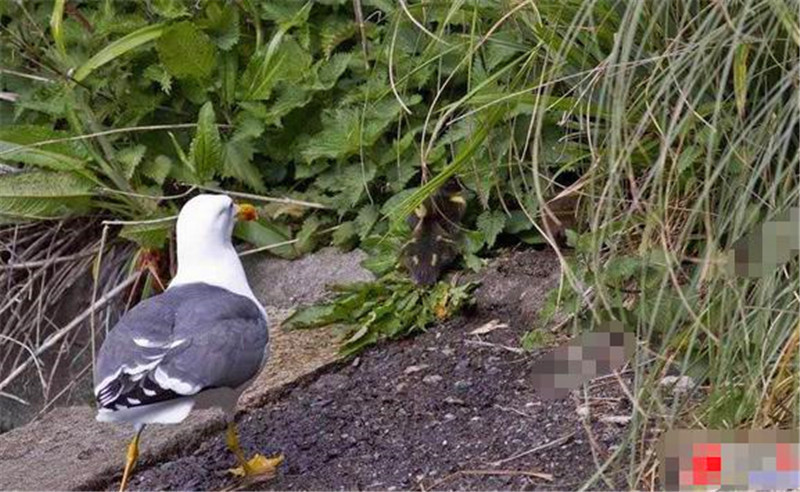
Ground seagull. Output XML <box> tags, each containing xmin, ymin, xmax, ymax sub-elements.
<box><xmin>94</xmin><ymin>194</ymin><xmax>281</xmax><ymax>491</ymax></box>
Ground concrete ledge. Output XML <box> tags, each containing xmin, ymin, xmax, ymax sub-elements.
<box><xmin>0</xmin><ymin>248</ymin><xmax>371</xmax><ymax>491</ymax></box>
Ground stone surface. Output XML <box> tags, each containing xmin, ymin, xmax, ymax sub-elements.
<box><xmin>243</xmin><ymin>247</ymin><xmax>373</xmax><ymax>309</ymax></box>
<box><xmin>0</xmin><ymin>247</ymin><xmax>372</xmax><ymax>491</ymax></box>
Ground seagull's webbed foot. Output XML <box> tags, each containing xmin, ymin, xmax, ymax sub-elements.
<box><xmin>228</xmin><ymin>453</ymin><xmax>284</xmax><ymax>478</ymax></box>
<box><xmin>225</xmin><ymin>421</ymin><xmax>283</xmax><ymax>480</ymax></box>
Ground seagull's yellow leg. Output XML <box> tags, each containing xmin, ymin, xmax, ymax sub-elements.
<box><xmin>225</xmin><ymin>421</ymin><xmax>283</xmax><ymax>478</ymax></box>
<box><xmin>119</xmin><ymin>426</ymin><xmax>143</xmax><ymax>492</ymax></box>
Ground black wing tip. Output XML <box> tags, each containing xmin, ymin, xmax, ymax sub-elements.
<box><xmin>96</xmin><ymin>373</ymin><xmax>182</xmax><ymax>411</ymax></box>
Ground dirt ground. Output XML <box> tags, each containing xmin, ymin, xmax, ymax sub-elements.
<box><xmin>97</xmin><ymin>249</ymin><xmax>632</xmax><ymax>491</ymax></box>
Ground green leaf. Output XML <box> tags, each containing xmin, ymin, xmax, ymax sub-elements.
<box><xmin>234</xmin><ymin>219</ymin><xmax>297</xmax><ymax>259</ymax></box>
<box><xmin>156</xmin><ymin>21</ymin><xmax>217</xmax><ymax>80</ymax></box>
<box><xmin>381</xmin><ymin>188</ymin><xmax>418</xmax><ymax>216</ymax></box>
<box><xmin>318</xmin><ymin>16</ymin><xmax>356</xmax><ymax>57</ymax></box>
<box><xmin>476</xmin><ymin>209</ymin><xmax>506</xmax><ymax>248</ymax></box>
<box><xmin>360</xmin><ymin>233</ymin><xmax>404</xmax><ymax>275</ymax></box>
<box><xmin>0</xmin><ymin>126</ymin><xmax>87</xmax><ymax>171</ymax></box>
<box><xmin>0</xmin><ymin>171</ymin><xmax>93</xmax><ymax>220</ymax></box>
<box><xmin>74</xmin><ymin>23</ymin><xmax>167</xmax><ymax>82</ymax></box>
<box><xmin>283</xmin><ymin>304</ymin><xmax>337</xmax><ymax>329</ymax></box>
<box><xmin>261</xmin><ymin>1</ymin><xmax>313</xmax><ymax>30</ymax></box>
<box><xmin>189</xmin><ymin>102</ymin><xmax>223</xmax><ymax>181</ymax></box>
<box><xmin>463</xmin><ymin>252</ymin><xmax>485</xmax><ymax>272</ymax></box>
<box><xmin>200</xmin><ymin>2</ymin><xmax>240</xmax><ymax>50</ymax></box>
<box><xmin>143</xmin><ymin>64</ymin><xmax>173</xmax><ymax>94</ymax></box>
<box><xmin>355</xmin><ymin>205</ymin><xmax>380</xmax><ymax>239</ymax></box>
<box><xmin>315</xmin><ymin>52</ymin><xmax>352</xmax><ymax>89</ymax></box>
<box><xmin>504</xmin><ymin>210</ymin><xmax>534</xmax><ymax>234</ymax></box>
<box><xmin>332</xmin><ymin>220</ymin><xmax>357</xmax><ymax>249</ymax></box>
<box><xmin>263</xmin><ymin>86</ymin><xmax>312</xmax><ymax>127</ymax></box>
<box><xmin>222</xmin><ymin>138</ymin><xmax>265</xmax><ymax>192</ymax></box>
<box><xmin>119</xmin><ymin>220</ymin><xmax>173</xmax><ymax>248</ymax></box>
<box><xmin>296</xmin><ymin>216</ymin><xmax>321</xmax><ymax>253</ymax></box>
<box><xmin>239</xmin><ymin>35</ymin><xmax>311</xmax><ymax>101</ymax></box>
<box><xmin>150</xmin><ymin>0</ymin><xmax>189</xmax><ymax>18</ymax></box>
<box><xmin>604</xmin><ymin>256</ymin><xmax>642</xmax><ymax>287</ymax></box>
<box><xmin>220</xmin><ymin>51</ymin><xmax>237</xmax><ymax>106</ymax></box>
<box><xmin>140</xmin><ymin>155</ymin><xmax>173</xmax><ymax>185</ymax></box>
<box><xmin>116</xmin><ymin>145</ymin><xmax>146</xmax><ymax>180</ymax></box>
<box><xmin>463</xmin><ymin>230</ymin><xmax>484</xmax><ymax>254</ymax></box>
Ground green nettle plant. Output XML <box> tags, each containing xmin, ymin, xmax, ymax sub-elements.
<box><xmin>0</xmin><ymin>0</ymin><xmax>559</xmax><ymax>261</ymax></box>
<box><xmin>1</xmin><ymin>0</ymin><xmax>798</xmax><ymax>487</ymax></box>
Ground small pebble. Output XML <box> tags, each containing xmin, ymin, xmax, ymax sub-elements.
<box><xmin>660</xmin><ymin>375</ymin><xmax>695</xmax><ymax>395</ymax></box>
<box><xmin>454</xmin><ymin>379</ymin><xmax>472</xmax><ymax>391</ymax></box>
<box><xmin>423</xmin><ymin>374</ymin><xmax>443</xmax><ymax>384</ymax></box>
<box><xmin>404</xmin><ymin>364</ymin><xmax>430</xmax><ymax>374</ymax></box>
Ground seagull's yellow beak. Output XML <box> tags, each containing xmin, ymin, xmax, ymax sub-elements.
<box><xmin>234</xmin><ymin>203</ymin><xmax>258</xmax><ymax>222</ymax></box>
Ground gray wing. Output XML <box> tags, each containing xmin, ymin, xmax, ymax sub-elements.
<box><xmin>94</xmin><ymin>283</ymin><xmax>268</xmax><ymax>412</ymax></box>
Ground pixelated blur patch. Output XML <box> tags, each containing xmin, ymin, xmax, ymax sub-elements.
<box><xmin>727</xmin><ymin>207</ymin><xmax>799</xmax><ymax>278</ymax></box>
<box><xmin>661</xmin><ymin>429</ymin><xmax>800</xmax><ymax>490</ymax></box>
<box><xmin>529</xmin><ymin>320</ymin><xmax>634</xmax><ymax>400</ymax></box>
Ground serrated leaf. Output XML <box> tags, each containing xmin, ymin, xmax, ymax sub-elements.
<box><xmin>140</xmin><ymin>155</ymin><xmax>173</xmax><ymax>185</ymax></box>
<box><xmin>143</xmin><ymin>64</ymin><xmax>172</xmax><ymax>94</ymax></box>
<box><xmin>0</xmin><ymin>171</ymin><xmax>93</xmax><ymax>220</ymax></box>
<box><xmin>74</xmin><ymin>23</ymin><xmax>167</xmax><ymax>82</ymax></box>
<box><xmin>296</xmin><ymin>216</ymin><xmax>321</xmax><ymax>253</ymax></box>
<box><xmin>463</xmin><ymin>252</ymin><xmax>485</xmax><ymax>272</ymax></box>
<box><xmin>476</xmin><ymin>210</ymin><xmax>506</xmax><ymax>248</ymax></box>
<box><xmin>261</xmin><ymin>1</ymin><xmax>313</xmax><ymax>30</ymax></box>
<box><xmin>319</xmin><ymin>17</ymin><xmax>356</xmax><ymax>57</ymax></box>
<box><xmin>314</xmin><ymin>162</ymin><xmax>375</xmax><ymax>210</ymax></box>
<box><xmin>239</xmin><ymin>35</ymin><xmax>311</xmax><ymax>101</ymax></box>
<box><xmin>355</xmin><ymin>205</ymin><xmax>379</xmax><ymax>239</ymax></box>
<box><xmin>504</xmin><ymin>210</ymin><xmax>534</xmax><ymax>234</ymax></box>
<box><xmin>300</xmin><ymin>96</ymin><xmax>420</xmax><ymax>163</ymax></box>
<box><xmin>315</xmin><ymin>52</ymin><xmax>352</xmax><ymax>89</ymax></box>
<box><xmin>116</xmin><ymin>144</ymin><xmax>146</xmax><ymax>179</ymax></box>
<box><xmin>150</xmin><ymin>0</ymin><xmax>189</xmax><ymax>18</ymax></box>
<box><xmin>156</xmin><ymin>21</ymin><xmax>217</xmax><ymax>80</ymax></box>
<box><xmin>360</xmin><ymin>233</ymin><xmax>404</xmax><ymax>275</ymax></box>
<box><xmin>189</xmin><ymin>102</ymin><xmax>223</xmax><ymax>181</ymax></box>
<box><xmin>263</xmin><ymin>86</ymin><xmax>312</xmax><ymax>127</ymax></box>
<box><xmin>463</xmin><ymin>230</ymin><xmax>484</xmax><ymax>254</ymax></box>
<box><xmin>604</xmin><ymin>256</ymin><xmax>642</xmax><ymax>286</ymax></box>
<box><xmin>222</xmin><ymin>138</ymin><xmax>265</xmax><ymax>192</ymax></box>
<box><xmin>332</xmin><ymin>220</ymin><xmax>357</xmax><ymax>249</ymax></box>
<box><xmin>200</xmin><ymin>2</ymin><xmax>240</xmax><ymax>50</ymax></box>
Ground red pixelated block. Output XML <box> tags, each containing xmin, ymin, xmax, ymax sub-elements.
<box><xmin>776</xmin><ymin>443</ymin><xmax>800</xmax><ymax>471</ymax></box>
<box><xmin>692</xmin><ymin>443</ymin><xmax>722</xmax><ymax>485</ymax></box>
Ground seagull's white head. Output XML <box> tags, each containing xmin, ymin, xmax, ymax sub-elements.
<box><xmin>175</xmin><ymin>194</ymin><xmax>258</xmax><ymax>251</ymax></box>
<box><xmin>176</xmin><ymin>194</ymin><xmax>238</xmax><ymax>249</ymax></box>
<box><xmin>171</xmin><ymin>194</ymin><xmax>259</xmax><ymax>302</ymax></box>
